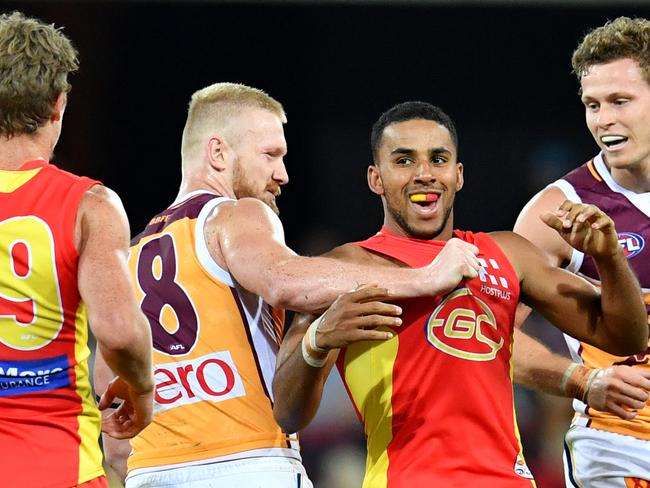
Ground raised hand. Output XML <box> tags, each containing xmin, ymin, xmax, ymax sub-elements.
<box><xmin>426</xmin><ymin>238</ymin><xmax>481</xmax><ymax>295</ymax></box>
<box><xmin>98</xmin><ymin>376</ymin><xmax>154</xmax><ymax>439</ymax></box>
<box><xmin>541</xmin><ymin>200</ymin><xmax>620</xmax><ymax>259</ymax></box>
<box><xmin>586</xmin><ymin>365</ymin><xmax>650</xmax><ymax>420</ymax></box>
<box><xmin>315</xmin><ymin>284</ymin><xmax>403</xmax><ymax>351</ymax></box>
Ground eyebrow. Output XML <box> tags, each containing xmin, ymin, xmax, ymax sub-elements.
<box><xmin>391</xmin><ymin>147</ymin><xmax>452</xmax><ymax>156</ymax></box>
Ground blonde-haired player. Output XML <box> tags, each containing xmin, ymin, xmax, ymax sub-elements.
<box><xmin>96</xmin><ymin>82</ymin><xmax>485</xmax><ymax>487</ymax></box>
<box><xmin>513</xmin><ymin>17</ymin><xmax>650</xmax><ymax>488</ymax></box>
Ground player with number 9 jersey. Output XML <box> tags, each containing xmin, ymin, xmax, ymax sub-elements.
<box><xmin>0</xmin><ymin>160</ymin><xmax>105</xmax><ymax>487</ymax></box>
<box><xmin>125</xmin><ymin>191</ymin><xmax>299</xmax><ymax>478</ymax></box>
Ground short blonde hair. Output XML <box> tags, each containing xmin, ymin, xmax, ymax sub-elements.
<box><xmin>572</xmin><ymin>17</ymin><xmax>650</xmax><ymax>84</ymax></box>
<box><xmin>0</xmin><ymin>11</ymin><xmax>78</xmax><ymax>137</ymax></box>
<box><xmin>181</xmin><ymin>82</ymin><xmax>286</xmax><ymax>159</ymax></box>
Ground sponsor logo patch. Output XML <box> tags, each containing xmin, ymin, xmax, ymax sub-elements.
<box><xmin>514</xmin><ymin>454</ymin><xmax>534</xmax><ymax>479</ymax></box>
<box><xmin>153</xmin><ymin>351</ymin><xmax>245</xmax><ymax>414</ymax></box>
<box><xmin>618</xmin><ymin>232</ymin><xmax>645</xmax><ymax>258</ymax></box>
<box><xmin>0</xmin><ymin>355</ymin><xmax>70</xmax><ymax>397</ymax></box>
<box><xmin>478</xmin><ymin>258</ymin><xmax>512</xmax><ymax>300</ymax></box>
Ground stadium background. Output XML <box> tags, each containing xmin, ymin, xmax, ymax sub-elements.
<box><xmin>7</xmin><ymin>2</ymin><xmax>650</xmax><ymax>486</ymax></box>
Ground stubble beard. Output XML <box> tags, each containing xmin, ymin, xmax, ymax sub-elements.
<box><xmin>232</xmin><ymin>161</ymin><xmax>280</xmax><ymax>215</ymax></box>
<box><xmin>386</xmin><ymin>193</ymin><xmax>454</xmax><ymax>240</ymax></box>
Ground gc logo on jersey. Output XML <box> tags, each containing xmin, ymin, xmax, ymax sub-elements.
<box><xmin>426</xmin><ymin>288</ymin><xmax>504</xmax><ymax>361</ymax></box>
<box><xmin>618</xmin><ymin>232</ymin><xmax>645</xmax><ymax>258</ymax></box>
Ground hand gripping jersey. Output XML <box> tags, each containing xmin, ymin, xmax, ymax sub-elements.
<box><xmin>550</xmin><ymin>153</ymin><xmax>650</xmax><ymax>440</ymax></box>
<box><xmin>0</xmin><ymin>160</ymin><xmax>104</xmax><ymax>487</ymax></box>
<box><xmin>127</xmin><ymin>191</ymin><xmax>299</xmax><ymax>475</ymax></box>
<box><xmin>339</xmin><ymin>228</ymin><xmax>535</xmax><ymax>488</ymax></box>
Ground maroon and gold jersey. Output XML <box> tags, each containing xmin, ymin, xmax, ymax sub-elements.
<box><xmin>0</xmin><ymin>160</ymin><xmax>104</xmax><ymax>487</ymax></box>
<box><xmin>337</xmin><ymin>228</ymin><xmax>535</xmax><ymax>487</ymax></box>
<box><xmin>127</xmin><ymin>192</ymin><xmax>299</xmax><ymax>474</ymax></box>
<box><xmin>550</xmin><ymin>153</ymin><xmax>650</xmax><ymax>440</ymax></box>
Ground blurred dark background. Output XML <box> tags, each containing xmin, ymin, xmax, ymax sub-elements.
<box><xmin>7</xmin><ymin>1</ymin><xmax>649</xmax><ymax>486</ymax></box>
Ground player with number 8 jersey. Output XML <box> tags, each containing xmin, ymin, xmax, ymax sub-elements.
<box><xmin>126</xmin><ymin>191</ymin><xmax>298</xmax><ymax>475</ymax></box>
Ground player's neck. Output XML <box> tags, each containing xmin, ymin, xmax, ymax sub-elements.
<box><xmin>0</xmin><ymin>133</ymin><xmax>52</xmax><ymax>170</ymax></box>
<box><xmin>608</xmin><ymin>163</ymin><xmax>650</xmax><ymax>193</ymax></box>
<box><xmin>176</xmin><ymin>173</ymin><xmax>235</xmax><ymax>203</ymax></box>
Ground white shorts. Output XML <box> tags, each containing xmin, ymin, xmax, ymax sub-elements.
<box><xmin>125</xmin><ymin>457</ymin><xmax>313</xmax><ymax>488</ymax></box>
<box><xmin>563</xmin><ymin>425</ymin><xmax>650</xmax><ymax>487</ymax></box>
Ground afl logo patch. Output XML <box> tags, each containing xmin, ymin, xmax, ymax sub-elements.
<box><xmin>617</xmin><ymin>232</ymin><xmax>645</xmax><ymax>258</ymax></box>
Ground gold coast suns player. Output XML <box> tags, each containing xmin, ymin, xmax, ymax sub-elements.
<box><xmin>513</xmin><ymin>17</ymin><xmax>650</xmax><ymax>488</ymax></box>
<box><xmin>0</xmin><ymin>12</ymin><xmax>153</xmax><ymax>488</ymax></box>
<box><xmin>272</xmin><ymin>101</ymin><xmax>647</xmax><ymax>487</ymax></box>
<box><xmin>95</xmin><ymin>83</ymin><xmax>489</xmax><ymax>488</ymax></box>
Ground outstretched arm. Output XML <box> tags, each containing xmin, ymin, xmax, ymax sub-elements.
<box><xmin>273</xmin><ymin>285</ymin><xmax>401</xmax><ymax>433</ymax></box>
<box><xmin>499</xmin><ymin>201</ymin><xmax>647</xmax><ymax>356</ymax></box>
<box><xmin>513</xmin><ymin>329</ymin><xmax>650</xmax><ymax>419</ymax></box>
<box><xmin>207</xmin><ymin>198</ymin><xmax>481</xmax><ymax>313</ymax></box>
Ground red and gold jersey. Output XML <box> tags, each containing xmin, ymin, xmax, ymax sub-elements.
<box><xmin>551</xmin><ymin>153</ymin><xmax>650</xmax><ymax>440</ymax></box>
<box><xmin>127</xmin><ymin>192</ymin><xmax>298</xmax><ymax>474</ymax></box>
<box><xmin>338</xmin><ymin>228</ymin><xmax>535</xmax><ymax>488</ymax></box>
<box><xmin>0</xmin><ymin>160</ymin><xmax>104</xmax><ymax>487</ymax></box>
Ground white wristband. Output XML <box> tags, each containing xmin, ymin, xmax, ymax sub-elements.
<box><xmin>308</xmin><ymin>313</ymin><xmax>329</xmax><ymax>354</ymax></box>
<box><xmin>301</xmin><ymin>334</ymin><xmax>328</xmax><ymax>368</ymax></box>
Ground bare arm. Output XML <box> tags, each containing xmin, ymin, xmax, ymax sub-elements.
<box><xmin>499</xmin><ymin>202</ymin><xmax>647</xmax><ymax>356</ymax></box>
<box><xmin>273</xmin><ymin>284</ymin><xmax>401</xmax><ymax>433</ymax></box>
<box><xmin>207</xmin><ymin>198</ymin><xmax>481</xmax><ymax>312</ymax></box>
<box><xmin>513</xmin><ymin>328</ymin><xmax>650</xmax><ymax>419</ymax></box>
<box><xmin>77</xmin><ymin>186</ymin><xmax>154</xmax><ymax>437</ymax></box>
<box><xmin>273</xmin><ymin>313</ymin><xmax>338</xmax><ymax>433</ymax></box>
<box><xmin>512</xmin><ymin>328</ymin><xmax>573</xmax><ymax>394</ymax></box>
<box><xmin>513</xmin><ymin>187</ymin><xmax>650</xmax><ymax>417</ymax></box>
<box><xmin>93</xmin><ymin>348</ymin><xmax>130</xmax><ymax>482</ymax></box>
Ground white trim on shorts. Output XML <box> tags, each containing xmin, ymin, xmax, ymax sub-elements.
<box><xmin>126</xmin><ymin>456</ymin><xmax>312</xmax><ymax>488</ymax></box>
<box><xmin>563</xmin><ymin>425</ymin><xmax>650</xmax><ymax>488</ymax></box>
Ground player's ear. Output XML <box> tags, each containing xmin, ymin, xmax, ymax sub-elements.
<box><xmin>50</xmin><ymin>91</ymin><xmax>67</xmax><ymax>122</ymax></box>
<box><xmin>207</xmin><ymin>135</ymin><xmax>228</xmax><ymax>171</ymax></box>
<box><xmin>368</xmin><ymin>163</ymin><xmax>384</xmax><ymax>196</ymax></box>
<box><xmin>455</xmin><ymin>162</ymin><xmax>464</xmax><ymax>192</ymax></box>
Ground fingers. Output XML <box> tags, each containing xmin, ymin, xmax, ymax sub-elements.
<box><xmin>349</xmin><ymin>314</ymin><xmax>402</xmax><ymax>329</ymax></box>
<box><xmin>98</xmin><ymin>386</ymin><xmax>118</xmax><ymax>411</ymax></box>
<box><xmin>604</xmin><ymin>401</ymin><xmax>639</xmax><ymax>421</ymax></box>
<box><xmin>543</xmin><ymin>201</ymin><xmax>612</xmax><ymax>232</ymax></box>
<box><xmin>351</xmin><ymin>329</ymin><xmax>395</xmax><ymax>342</ymax></box>
<box><xmin>354</xmin><ymin>300</ymin><xmax>402</xmax><ymax>318</ymax></box>
<box><xmin>343</xmin><ymin>284</ymin><xmax>393</xmax><ymax>304</ymax></box>
<box><xmin>101</xmin><ymin>403</ymin><xmax>146</xmax><ymax>439</ymax></box>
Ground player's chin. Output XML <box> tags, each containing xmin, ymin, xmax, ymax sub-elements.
<box><xmin>405</xmin><ymin>220</ymin><xmax>443</xmax><ymax>240</ymax></box>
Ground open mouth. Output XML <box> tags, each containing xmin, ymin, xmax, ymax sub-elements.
<box><xmin>409</xmin><ymin>193</ymin><xmax>439</xmax><ymax>213</ymax></box>
<box><xmin>601</xmin><ymin>135</ymin><xmax>628</xmax><ymax>150</ymax></box>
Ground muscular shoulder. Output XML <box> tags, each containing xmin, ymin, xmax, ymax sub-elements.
<box><xmin>76</xmin><ymin>185</ymin><xmax>130</xmax><ymax>252</ymax></box>
<box><xmin>513</xmin><ymin>185</ymin><xmax>572</xmax><ymax>267</ymax></box>
<box><xmin>489</xmin><ymin>230</ymin><xmax>549</xmax><ymax>282</ymax></box>
<box><xmin>322</xmin><ymin>242</ymin><xmax>375</xmax><ymax>264</ymax></box>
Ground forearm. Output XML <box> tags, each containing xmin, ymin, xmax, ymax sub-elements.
<box><xmin>594</xmin><ymin>250</ymin><xmax>648</xmax><ymax>355</ymax></box>
<box><xmin>513</xmin><ymin>329</ymin><xmax>572</xmax><ymax>395</ymax></box>
<box><xmin>102</xmin><ymin>432</ymin><xmax>130</xmax><ymax>482</ymax></box>
<box><xmin>514</xmin><ymin>329</ymin><xmax>599</xmax><ymax>402</ymax></box>
<box><xmin>254</xmin><ymin>255</ymin><xmax>424</xmax><ymax>313</ymax></box>
<box><xmin>96</xmin><ymin>315</ymin><xmax>154</xmax><ymax>394</ymax></box>
<box><xmin>273</xmin><ymin>334</ymin><xmax>334</xmax><ymax>433</ymax></box>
